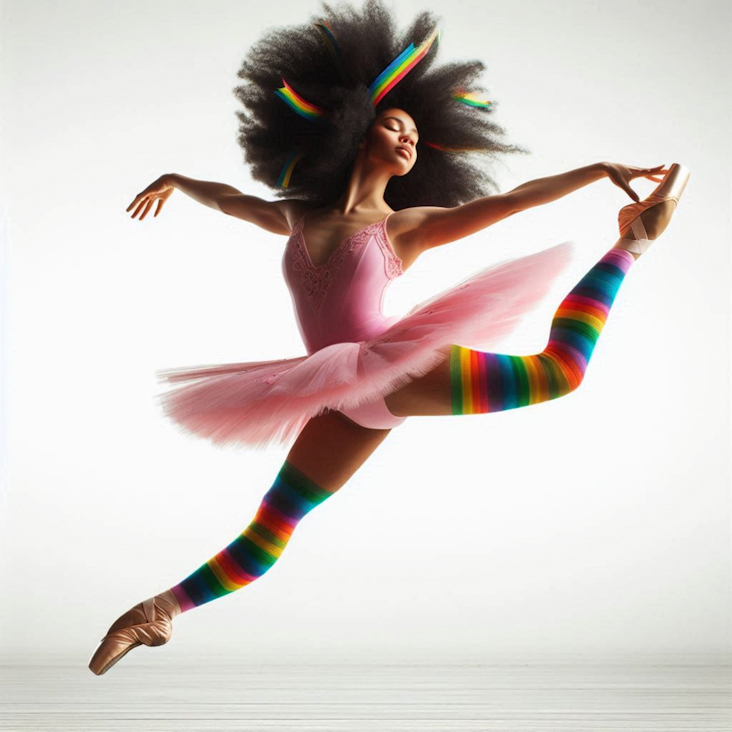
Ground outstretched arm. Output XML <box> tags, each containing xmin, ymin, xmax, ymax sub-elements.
<box><xmin>170</xmin><ymin>173</ymin><xmax>312</xmax><ymax>235</ymax></box>
<box><xmin>506</xmin><ymin>162</ymin><xmax>608</xmax><ymax>211</ymax></box>
<box><xmin>169</xmin><ymin>175</ymin><xmax>299</xmax><ymax>234</ymax></box>
<box><xmin>167</xmin><ymin>174</ymin><xmax>242</xmax><ymax>211</ymax></box>
<box><xmin>126</xmin><ymin>173</ymin><xmax>307</xmax><ymax>235</ymax></box>
<box><xmin>508</xmin><ymin>161</ymin><xmax>667</xmax><ymax>210</ymax></box>
<box><xmin>393</xmin><ymin>162</ymin><xmax>608</xmax><ymax>256</ymax></box>
<box><xmin>398</xmin><ymin>161</ymin><xmax>666</xmax><ymax>256</ymax></box>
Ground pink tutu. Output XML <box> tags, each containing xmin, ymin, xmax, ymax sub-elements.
<box><xmin>154</xmin><ymin>241</ymin><xmax>575</xmax><ymax>449</ymax></box>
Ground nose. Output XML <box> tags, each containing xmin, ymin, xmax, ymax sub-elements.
<box><xmin>400</xmin><ymin>133</ymin><xmax>415</xmax><ymax>147</ymax></box>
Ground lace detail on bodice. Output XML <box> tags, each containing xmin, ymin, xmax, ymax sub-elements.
<box><xmin>289</xmin><ymin>239</ymin><xmax>335</xmax><ymax>311</ymax></box>
<box><xmin>288</xmin><ymin>216</ymin><xmax>403</xmax><ymax>311</ymax></box>
<box><xmin>373</xmin><ymin>223</ymin><xmax>403</xmax><ymax>280</ymax></box>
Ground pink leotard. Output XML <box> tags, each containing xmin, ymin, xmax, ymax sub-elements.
<box><xmin>282</xmin><ymin>211</ymin><xmax>408</xmax><ymax>429</ymax></box>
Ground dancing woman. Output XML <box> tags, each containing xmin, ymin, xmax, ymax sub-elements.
<box><xmin>89</xmin><ymin>0</ymin><xmax>689</xmax><ymax>675</ymax></box>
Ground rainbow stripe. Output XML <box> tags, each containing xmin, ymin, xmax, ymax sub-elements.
<box><xmin>423</xmin><ymin>89</ymin><xmax>493</xmax><ymax>152</ymax></box>
<box><xmin>450</xmin><ymin>248</ymin><xmax>635</xmax><ymax>414</ymax></box>
<box><xmin>314</xmin><ymin>21</ymin><xmax>344</xmax><ymax>77</ymax></box>
<box><xmin>368</xmin><ymin>28</ymin><xmax>441</xmax><ymax>106</ymax></box>
<box><xmin>169</xmin><ymin>461</ymin><xmax>336</xmax><ymax>612</ymax></box>
<box><xmin>453</xmin><ymin>88</ymin><xmax>493</xmax><ymax>109</ymax></box>
<box><xmin>274</xmin><ymin>77</ymin><xmax>327</xmax><ymax>120</ymax></box>
<box><xmin>422</xmin><ymin>141</ymin><xmax>487</xmax><ymax>153</ymax></box>
<box><xmin>276</xmin><ymin>149</ymin><xmax>306</xmax><ymax>188</ymax></box>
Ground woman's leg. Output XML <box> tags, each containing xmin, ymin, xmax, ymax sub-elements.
<box><xmin>89</xmin><ymin>410</ymin><xmax>393</xmax><ymax>674</ymax></box>
<box><xmin>163</xmin><ymin>410</ymin><xmax>392</xmax><ymax>615</ymax></box>
<box><xmin>450</xmin><ymin>246</ymin><xmax>635</xmax><ymax>414</ymax></box>
<box><xmin>384</xmin><ymin>241</ymin><xmax>638</xmax><ymax>417</ymax></box>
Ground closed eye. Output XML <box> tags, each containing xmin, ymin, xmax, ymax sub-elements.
<box><xmin>384</xmin><ymin>118</ymin><xmax>419</xmax><ymax>143</ymax></box>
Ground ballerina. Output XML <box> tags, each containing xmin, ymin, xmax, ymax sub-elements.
<box><xmin>88</xmin><ymin>0</ymin><xmax>689</xmax><ymax>675</ymax></box>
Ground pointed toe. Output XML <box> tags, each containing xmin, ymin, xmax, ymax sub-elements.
<box><xmin>88</xmin><ymin>595</ymin><xmax>177</xmax><ymax>676</ymax></box>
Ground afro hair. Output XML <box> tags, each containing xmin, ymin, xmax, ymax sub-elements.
<box><xmin>233</xmin><ymin>0</ymin><xmax>529</xmax><ymax>210</ymax></box>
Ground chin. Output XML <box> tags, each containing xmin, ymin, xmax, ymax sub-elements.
<box><xmin>394</xmin><ymin>159</ymin><xmax>415</xmax><ymax>174</ymax></box>
<box><xmin>389</xmin><ymin>164</ymin><xmax>411</xmax><ymax>177</ymax></box>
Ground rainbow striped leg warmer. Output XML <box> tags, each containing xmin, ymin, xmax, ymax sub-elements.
<box><xmin>450</xmin><ymin>248</ymin><xmax>635</xmax><ymax>414</ymax></box>
<box><xmin>169</xmin><ymin>461</ymin><xmax>335</xmax><ymax>612</ymax></box>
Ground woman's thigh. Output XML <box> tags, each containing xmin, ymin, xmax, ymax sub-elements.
<box><xmin>286</xmin><ymin>409</ymin><xmax>394</xmax><ymax>491</ymax></box>
<box><xmin>383</xmin><ymin>358</ymin><xmax>453</xmax><ymax>418</ymax></box>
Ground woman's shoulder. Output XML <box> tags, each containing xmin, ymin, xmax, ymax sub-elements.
<box><xmin>386</xmin><ymin>206</ymin><xmax>450</xmax><ymax>270</ymax></box>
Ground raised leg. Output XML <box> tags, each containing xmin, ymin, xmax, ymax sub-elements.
<box><xmin>384</xmin><ymin>243</ymin><xmax>636</xmax><ymax>417</ymax></box>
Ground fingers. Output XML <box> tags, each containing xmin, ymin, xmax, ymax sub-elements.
<box><xmin>629</xmin><ymin>164</ymin><xmax>666</xmax><ymax>185</ymax></box>
<box><xmin>126</xmin><ymin>193</ymin><xmax>143</xmax><ymax>213</ymax></box>
<box><xmin>130</xmin><ymin>197</ymin><xmax>149</xmax><ymax>219</ymax></box>
<box><xmin>643</xmin><ymin>164</ymin><xmax>667</xmax><ymax>182</ymax></box>
<box><xmin>128</xmin><ymin>180</ymin><xmax>172</xmax><ymax>219</ymax></box>
<box><xmin>636</xmin><ymin>164</ymin><xmax>665</xmax><ymax>176</ymax></box>
<box><xmin>127</xmin><ymin>193</ymin><xmax>165</xmax><ymax>220</ymax></box>
<box><xmin>138</xmin><ymin>198</ymin><xmax>155</xmax><ymax>221</ymax></box>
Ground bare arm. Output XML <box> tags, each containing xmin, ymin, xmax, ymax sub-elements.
<box><xmin>393</xmin><ymin>162</ymin><xmax>609</xmax><ymax>255</ymax></box>
<box><xmin>505</xmin><ymin>162</ymin><xmax>608</xmax><ymax>211</ymax></box>
<box><xmin>393</xmin><ymin>195</ymin><xmax>517</xmax><ymax>255</ymax></box>
<box><xmin>167</xmin><ymin>173</ymin><xmax>242</xmax><ymax>211</ymax></box>
<box><xmin>168</xmin><ymin>174</ymin><xmax>296</xmax><ymax>234</ymax></box>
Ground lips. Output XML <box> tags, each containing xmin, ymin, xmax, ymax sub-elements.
<box><xmin>395</xmin><ymin>146</ymin><xmax>412</xmax><ymax>160</ymax></box>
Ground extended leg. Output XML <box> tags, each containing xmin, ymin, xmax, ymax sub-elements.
<box><xmin>167</xmin><ymin>460</ymin><xmax>334</xmax><ymax>612</ymax></box>
<box><xmin>384</xmin><ymin>243</ymin><xmax>636</xmax><ymax>417</ymax></box>
<box><xmin>166</xmin><ymin>411</ymin><xmax>392</xmax><ymax>614</ymax></box>
<box><xmin>450</xmin><ymin>246</ymin><xmax>635</xmax><ymax>413</ymax></box>
<box><xmin>89</xmin><ymin>411</ymin><xmax>391</xmax><ymax>674</ymax></box>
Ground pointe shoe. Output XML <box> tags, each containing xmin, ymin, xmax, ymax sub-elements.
<box><xmin>88</xmin><ymin>591</ymin><xmax>180</xmax><ymax>676</ymax></box>
<box><xmin>617</xmin><ymin>162</ymin><xmax>690</xmax><ymax>255</ymax></box>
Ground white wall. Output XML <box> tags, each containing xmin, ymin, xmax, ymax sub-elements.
<box><xmin>1</xmin><ymin>0</ymin><xmax>729</xmax><ymax>664</ymax></box>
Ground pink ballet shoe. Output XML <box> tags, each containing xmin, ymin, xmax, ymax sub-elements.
<box><xmin>616</xmin><ymin>162</ymin><xmax>690</xmax><ymax>255</ymax></box>
<box><xmin>88</xmin><ymin>591</ymin><xmax>180</xmax><ymax>676</ymax></box>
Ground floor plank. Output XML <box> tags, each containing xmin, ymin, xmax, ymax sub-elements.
<box><xmin>1</xmin><ymin>658</ymin><xmax>730</xmax><ymax>731</ymax></box>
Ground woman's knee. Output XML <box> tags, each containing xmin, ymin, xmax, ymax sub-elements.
<box><xmin>537</xmin><ymin>347</ymin><xmax>588</xmax><ymax>398</ymax></box>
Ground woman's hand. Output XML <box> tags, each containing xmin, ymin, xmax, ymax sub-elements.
<box><xmin>126</xmin><ymin>174</ymin><xmax>176</xmax><ymax>220</ymax></box>
<box><xmin>602</xmin><ymin>162</ymin><xmax>668</xmax><ymax>203</ymax></box>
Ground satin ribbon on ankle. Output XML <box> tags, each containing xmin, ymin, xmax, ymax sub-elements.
<box><xmin>619</xmin><ymin>214</ymin><xmax>651</xmax><ymax>255</ymax></box>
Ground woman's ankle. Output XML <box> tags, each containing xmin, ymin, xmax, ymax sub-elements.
<box><xmin>156</xmin><ymin>589</ymin><xmax>183</xmax><ymax>618</ymax></box>
<box><xmin>612</xmin><ymin>241</ymin><xmax>642</xmax><ymax>260</ymax></box>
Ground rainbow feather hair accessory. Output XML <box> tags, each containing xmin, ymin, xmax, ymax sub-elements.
<box><xmin>453</xmin><ymin>88</ymin><xmax>493</xmax><ymax>109</ymax></box>
<box><xmin>421</xmin><ymin>88</ymin><xmax>493</xmax><ymax>152</ymax></box>
<box><xmin>314</xmin><ymin>21</ymin><xmax>345</xmax><ymax>77</ymax></box>
<box><xmin>368</xmin><ymin>28</ymin><xmax>441</xmax><ymax>107</ymax></box>
<box><xmin>422</xmin><ymin>141</ymin><xmax>485</xmax><ymax>153</ymax></box>
<box><xmin>274</xmin><ymin>77</ymin><xmax>327</xmax><ymax>120</ymax></box>
<box><xmin>274</xmin><ymin>25</ymin><xmax>494</xmax><ymax>186</ymax></box>
<box><xmin>276</xmin><ymin>149</ymin><xmax>306</xmax><ymax>188</ymax></box>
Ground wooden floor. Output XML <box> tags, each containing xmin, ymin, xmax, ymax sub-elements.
<box><xmin>1</xmin><ymin>657</ymin><xmax>730</xmax><ymax>731</ymax></box>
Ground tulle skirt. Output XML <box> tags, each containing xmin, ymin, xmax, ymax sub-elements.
<box><xmin>154</xmin><ymin>241</ymin><xmax>575</xmax><ymax>450</ymax></box>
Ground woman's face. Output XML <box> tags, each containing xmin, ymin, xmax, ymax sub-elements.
<box><xmin>360</xmin><ymin>108</ymin><xmax>419</xmax><ymax>175</ymax></box>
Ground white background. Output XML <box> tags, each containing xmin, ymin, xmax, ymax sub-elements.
<box><xmin>1</xmin><ymin>0</ymin><xmax>729</xmax><ymax>664</ymax></box>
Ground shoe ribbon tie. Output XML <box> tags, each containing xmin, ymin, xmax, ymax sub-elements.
<box><xmin>621</xmin><ymin>215</ymin><xmax>651</xmax><ymax>255</ymax></box>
